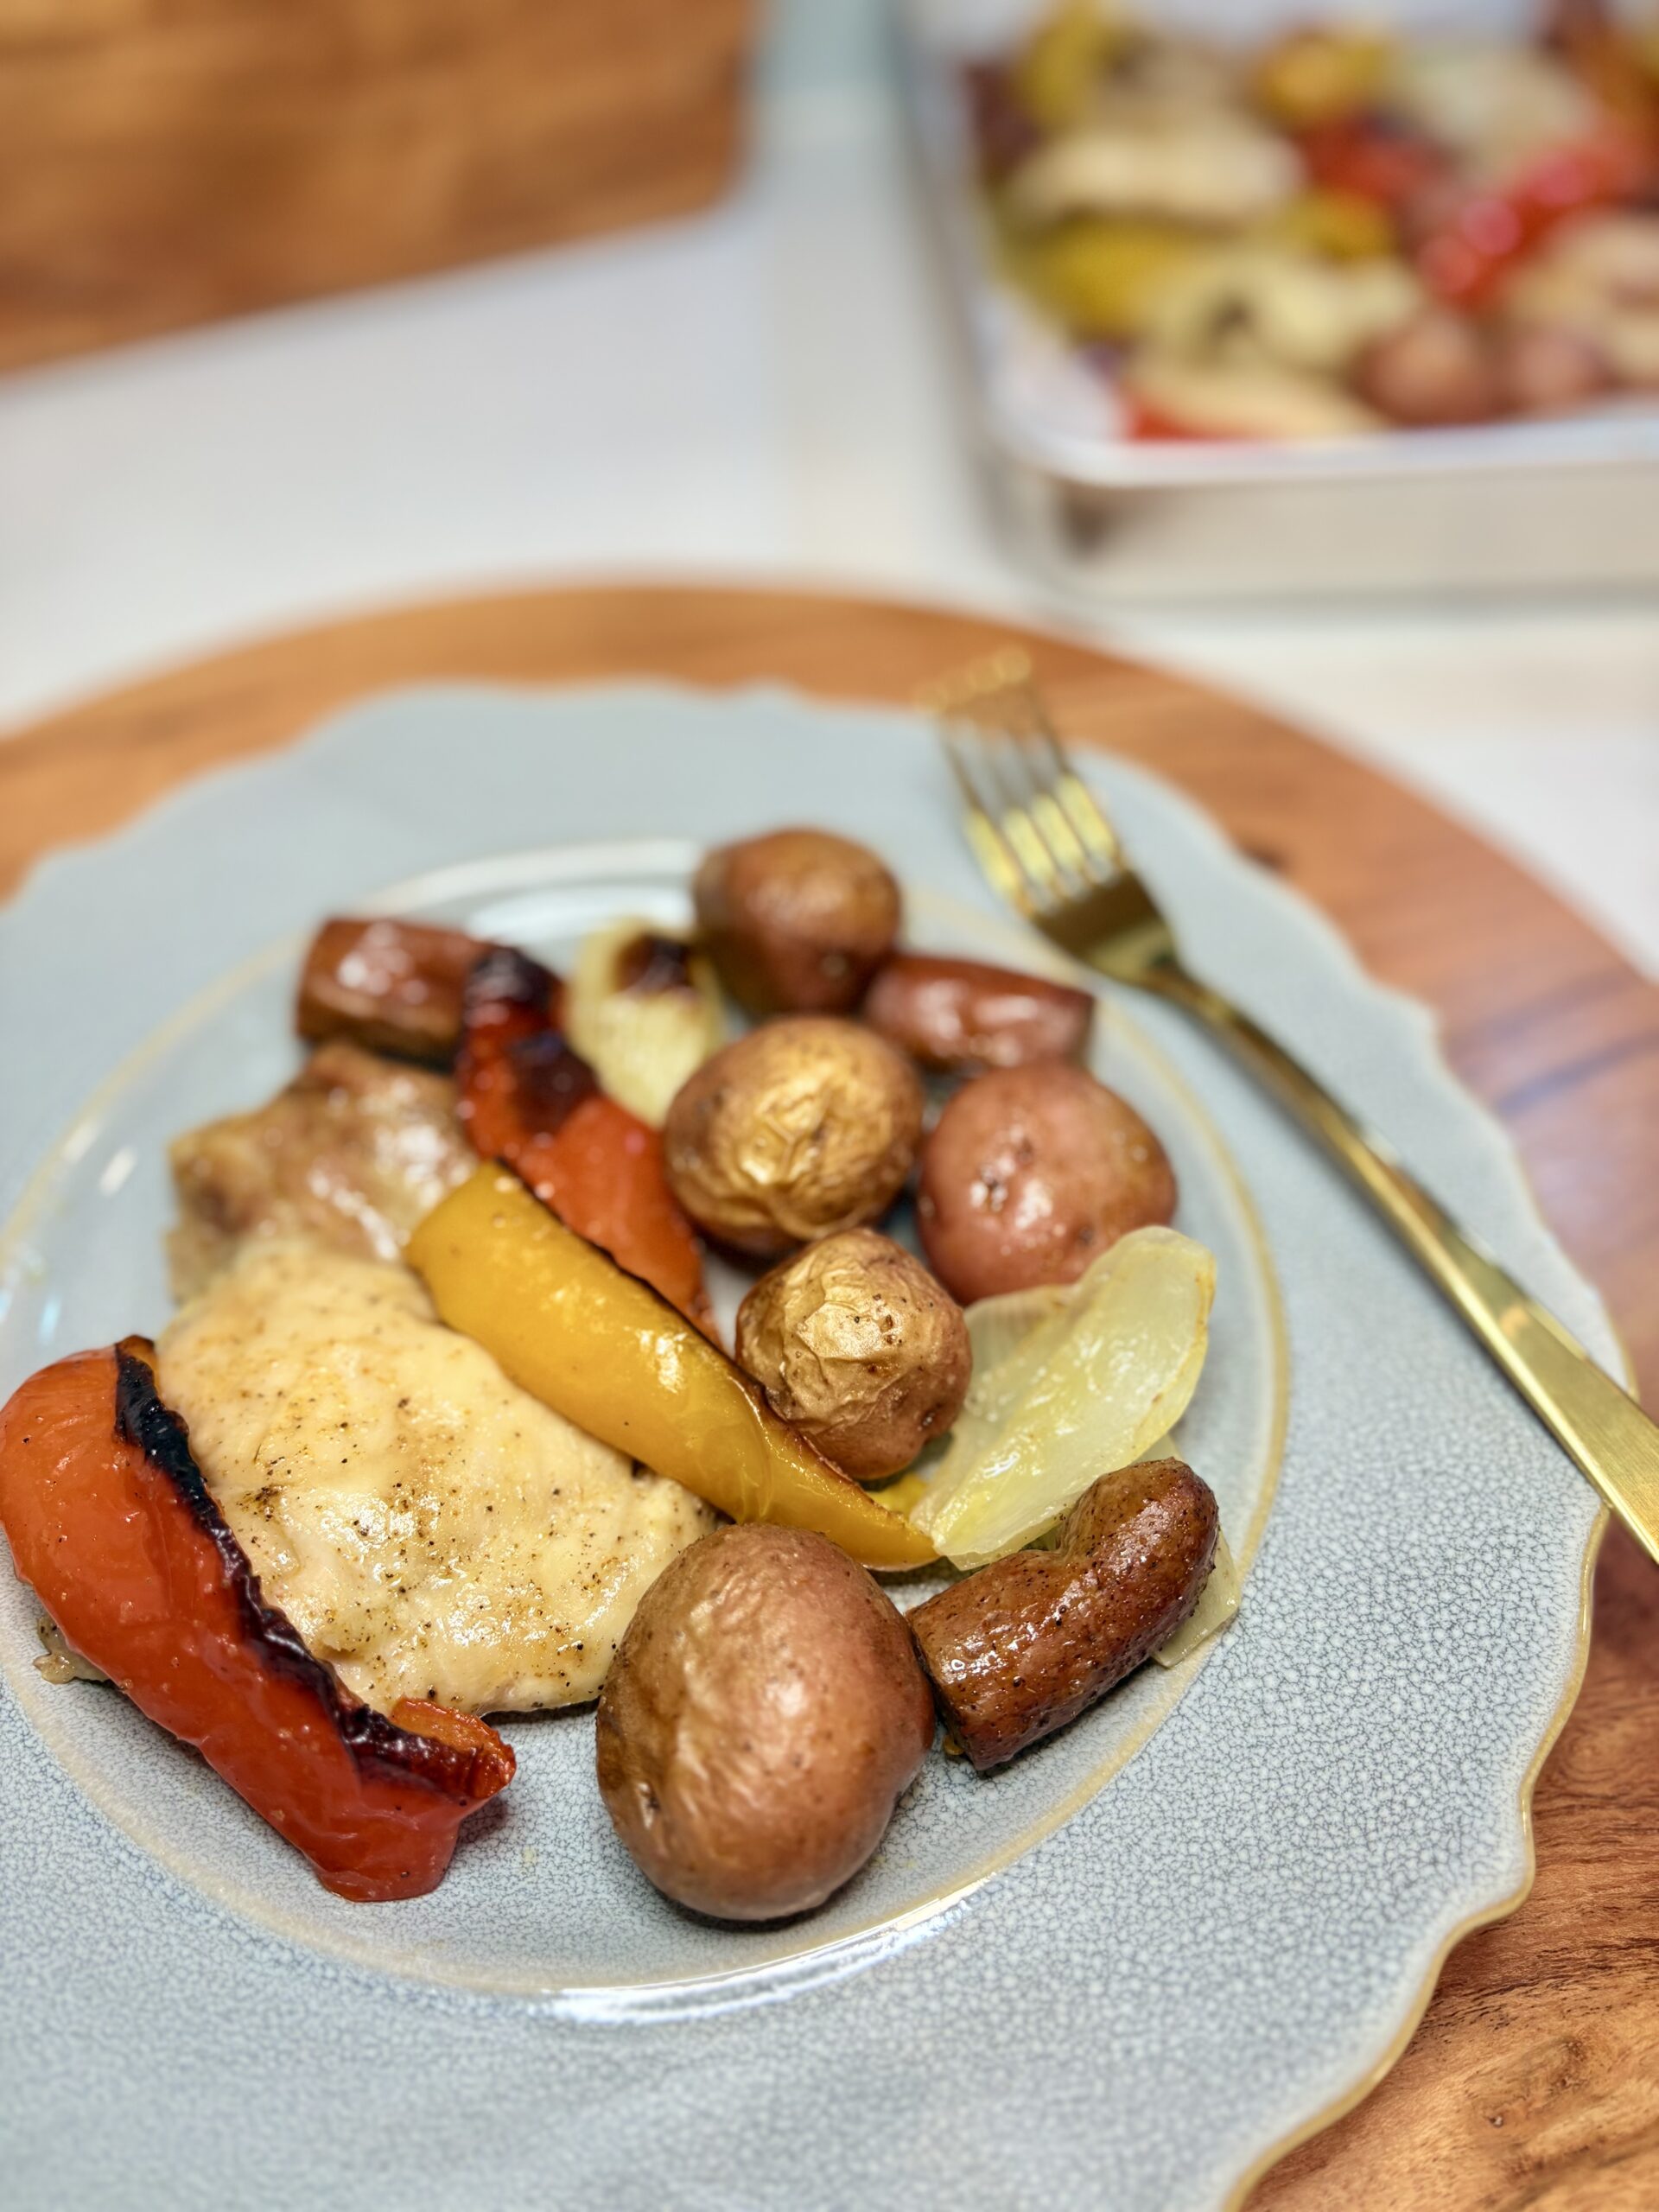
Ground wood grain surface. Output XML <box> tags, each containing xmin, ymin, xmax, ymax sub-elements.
<box><xmin>0</xmin><ymin>0</ymin><xmax>755</xmax><ymax>371</ymax></box>
<box><xmin>3</xmin><ymin>585</ymin><xmax>1656</xmax><ymax>2209</ymax></box>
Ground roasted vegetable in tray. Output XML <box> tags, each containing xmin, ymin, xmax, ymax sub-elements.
<box><xmin>971</xmin><ymin>1</ymin><xmax>1659</xmax><ymax>440</ymax></box>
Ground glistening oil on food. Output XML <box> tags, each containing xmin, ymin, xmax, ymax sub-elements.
<box><xmin>0</xmin><ymin>828</ymin><xmax>1281</xmax><ymax>1974</ymax></box>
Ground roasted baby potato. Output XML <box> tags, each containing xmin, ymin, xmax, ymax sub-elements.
<box><xmin>664</xmin><ymin>1017</ymin><xmax>925</xmax><ymax>1257</ymax></box>
<box><xmin>296</xmin><ymin>916</ymin><xmax>493</xmax><ymax>1064</ymax></box>
<box><xmin>909</xmin><ymin>1457</ymin><xmax>1218</xmax><ymax>1770</ymax></box>
<box><xmin>735</xmin><ymin>1229</ymin><xmax>972</xmax><ymax>1483</ymax></box>
<box><xmin>563</xmin><ymin>918</ymin><xmax>725</xmax><ymax>1127</ymax></box>
<box><xmin>597</xmin><ymin>1523</ymin><xmax>935</xmax><ymax>1920</ymax></box>
<box><xmin>862</xmin><ymin>953</ymin><xmax>1094</xmax><ymax>1075</ymax></box>
<box><xmin>916</xmin><ymin>1062</ymin><xmax>1176</xmax><ymax>1305</ymax></box>
<box><xmin>694</xmin><ymin>829</ymin><xmax>901</xmax><ymax>1016</ymax></box>
<box><xmin>1351</xmin><ymin>306</ymin><xmax>1501</xmax><ymax>425</ymax></box>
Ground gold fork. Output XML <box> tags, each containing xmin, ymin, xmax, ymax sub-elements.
<box><xmin>927</xmin><ymin>647</ymin><xmax>1659</xmax><ymax>1567</ymax></box>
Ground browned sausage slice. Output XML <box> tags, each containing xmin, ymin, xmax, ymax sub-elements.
<box><xmin>296</xmin><ymin>916</ymin><xmax>495</xmax><ymax>1064</ymax></box>
<box><xmin>862</xmin><ymin>954</ymin><xmax>1094</xmax><ymax>1074</ymax></box>
<box><xmin>909</xmin><ymin>1457</ymin><xmax>1218</xmax><ymax>1770</ymax></box>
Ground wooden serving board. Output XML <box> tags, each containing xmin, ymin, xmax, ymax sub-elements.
<box><xmin>3</xmin><ymin>586</ymin><xmax>1656</xmax><ymax>2209</ymax></box>
<box><xmin>0</xmin><ymin>0</ymin><xmax>756</xmax><ymax>372</ymax></box>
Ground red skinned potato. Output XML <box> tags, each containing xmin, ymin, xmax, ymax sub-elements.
<box><xmin>694</xmin><ymin>830</ymin><xmax>900</xmax><ymax>1015</ymax></box>
<box><xmin>917</xmin><ymin>1062</ymin><xmax>1176</xmax><ymax>1305</ymax></box>
<box><xmin>1496</xmin><ymin>322</ymin><xmax>1614</xmax><ymax>415</ymax></box>
<box><xmin>862</xmin><ymin>954</ymin><xmax>1094</xmax><ymax>1075</ymax></box>
<box><xmin>910</xmin><ymin>1457</ymin><xmax>1218</xmax><ymax>1770</ymax></box>
<box><xmin>596</xmin><ymin>1524</ymin><xmax>934</xmax><ymax>1920</ymax></box>
<box><xmin>1351</xmin><ymin>307</ymin><xmax>1502</xmax><ymax>426</ymax></box>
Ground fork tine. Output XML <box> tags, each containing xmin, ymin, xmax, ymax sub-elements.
<box><xmin>1015</xmin><ymin>679</ymin><xmax>1122</xmax><ymax>877</ymax></box>
<box><xmin>984</xmin><ymin>701</ymin><xmax>1094</xmax><ymax>891</ymax></box>
<box><xmin>976</xmin><ymin>728</ymin><xmax>1083</xmax><ymax>906</ymax></box>
<box><xmin>929</xmin><ymin>650</ymin><xmax>1124</xmax><ymax>918</ymax></box>
<box><xmin>968</xmin><ymin>728</ymin><xmax>1071</xmax><ymax>909</ymax></box>
<box><xmin>938</xmin><ymin>715</ymin><xmax>1039</xmax><ymax>916</ymax></box>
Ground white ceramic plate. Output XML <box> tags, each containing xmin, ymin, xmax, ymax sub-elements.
<box><xmin>0</xmin><ymin>684</ymin><xmax>1609</xmax><ymax>2212</ymax></box>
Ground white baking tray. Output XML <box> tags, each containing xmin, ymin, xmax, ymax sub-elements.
<box><xmin>896</xmin><ymin>0</ymin><xmax>1659</xmax><ymax>597</ymax></box>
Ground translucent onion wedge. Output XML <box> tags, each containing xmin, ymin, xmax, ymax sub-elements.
<box><xmin>908</xmin><ymin>1226</ymin><xmax>1215</xmax><ymax>1570</ymax></box>
<box><xmin>563</xmin><ymin>918</ymin><xmax>724</xmax><ymax>1128</ymax></box>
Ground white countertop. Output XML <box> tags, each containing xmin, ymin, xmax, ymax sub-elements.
<box><xmin>2</xmin><ymin>0</ymin><xmax>1654</xmax><ymax>970</ymax></box>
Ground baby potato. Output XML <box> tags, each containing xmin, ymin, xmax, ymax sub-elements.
<box><xmin>664</xmin><ymin>1017</ymin><xmax>925</xmax><ymax>1257</ymax></box>
<box><xmin>736</xmin><ymin>1229</ymin><xmax>971</xmax><ymax>1482</ymax></box>
<box><xmin>694</xmin><ymin>829</ymin><xmax>901</xmax><ymax>1016</ymax></box>
<box><xmin>917</xmin><ymin>1062</ymin><xmax>1176</xmax><ymax>1305</ymax></box>
<box><xmin>595</xmin><ymin>1524</ymin><xmax>935</xmax><ymax>1920</ymax></box>
<box><xmin>1351</xmin><ymin>306</ymin><xmax>1501</xmax><ymax>426</ymax></box>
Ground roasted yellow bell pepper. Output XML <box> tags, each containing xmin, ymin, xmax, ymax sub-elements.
<box><xmin>1012</xmin><ymin>1</ymin><xmax>1130</xmax><ymax>135</ymax></box>
<box><xmin>1003</xmin><ymin>216</ymin><xmax>1206</xmax><ymax>340</ymax></box>
<box><xmin>1251</xmin><ymin>29</ymin><xmax>1391</xmax><ymax>132</ymax></box>
<box><xmin>1261</xmin><ymin>188</ymin><xmax>1395</xmax><ymax>264</ymax></box>
<box><xmin>409</xmin><ymin>1166</ymin><xmax>938</xmax><ymax>1572</ymax></box>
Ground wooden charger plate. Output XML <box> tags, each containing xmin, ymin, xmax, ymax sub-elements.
<box><xmin>3</xmin><ymin>585</ymin><xmax>1656</xmax><ymax>2207</ymax></box>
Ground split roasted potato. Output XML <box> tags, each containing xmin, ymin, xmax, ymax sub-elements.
<box><xmin>664</xmin><ymin>1016</ymin><xmax>924</xmax><ymax>1257</ymax></box>
<box><xmin>735</xmin><ymin>1229</ymin><xmax>971</xmax><ymax>1482</ymax></box>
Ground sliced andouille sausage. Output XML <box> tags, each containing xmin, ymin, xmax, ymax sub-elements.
<box><xmin>0</xmin><ymin>1340</ymin><xmax>513</xmax><ymax>1900</ymax></box>
<box><xmin>296</xmin><ymin>916</ymin><xmax>508</xmax><ymax>1064</ymax></box>
<box><xmin>862</xmin><ymin>953</ymin><xmax>1094</xmax><ymax>1074</ymax></box>
<box><xmin>908</xmin><ymin>1457</ymin><xmax>1218</xmax><ymax>1770</ymax></box>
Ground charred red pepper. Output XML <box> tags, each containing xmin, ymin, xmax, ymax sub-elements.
<box><xmin>1298</xmin><ymin>113</ymin><xmax>1449</xmax><ymax>212</ymax></box>
<box><xmin>458</xmin><ymin>948</ymin><xmax>713</xmax><ymax>1330</ymax></box>
<box><xmin>0</xmin><ymin>1342</ymin><xmax>513</xmax><ymax>1902</ymax></box>
<box><xmin>1416</xmin><ymin>131</ymin><xmax>1650</xmax><ymax>306</ymax></box>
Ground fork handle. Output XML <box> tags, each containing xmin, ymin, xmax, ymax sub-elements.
<box><xmin>1146</xmin><ymin>960</ymin><xmax>1659</xmax><ymax>1567</ymax></box>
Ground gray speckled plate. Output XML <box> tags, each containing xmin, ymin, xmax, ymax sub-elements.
<box><xmin>0</xmin><ymin>685</ymin><xmax>1611</xmax><ymax>2212</ymax></box>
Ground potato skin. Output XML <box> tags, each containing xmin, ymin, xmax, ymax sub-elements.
<box><xmin>664</xmin><ymin>1017</ymin><xmax>925</xmax><ymax>1257</ymax></box>
<box><xmin>862</xmin><ymin>955</ymin><xmax>1093</xmax><ymax>1076</ymax></box>
<box><xmin>695</xmin><ymin>830</ymin><xmax>901</xmax><ymax>1016</ymax></box>
<box><xmin>1351</xmin><ymin>308</ymin><xmax>1500</xmax><ymax>427</ymax></box>
<box><xmin>916</xmin><ymin>1063</ymin><xmax>1176</xmax><ymax>1304</ymax></box>
<box><xmin>909</xmin><ymin>1458</ymin><xmax>1217</xmax><ymax>1770</ymax></box>
<box><xmin>595</xmin><ymin>1524</ymin><xmax>935</xmax><ymax>1920</ymax></box>
<box><xmin>736</xmin><ymin>1229</ymin><xmax>972</xmax><ymax>1482</ymax></box>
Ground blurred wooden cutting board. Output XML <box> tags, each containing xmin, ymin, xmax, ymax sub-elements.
<box><xmin>0</xmin><ymin>0</ymin><xmax>756</xmax><ymax>372</ymax></box>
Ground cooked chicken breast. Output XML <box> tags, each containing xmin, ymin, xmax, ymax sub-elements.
<box><xmin>168</xmin><ymin>1040</ymin><xmax>473</xmax><ymax>1300</ymax></box>
<box><xmin>156</xmin><ymin>1242</ymin><xmax>717</xmax><ymax>1715</ymax></box>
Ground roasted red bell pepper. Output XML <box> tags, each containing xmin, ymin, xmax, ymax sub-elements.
<box><xmin>1416</xmin><ymin>131</ymin><xmax>1650</xmax><ymax>306</ymax></box>
<box><xmin>0</xmin><ymin>1341</ymin><xmax>514</xmax><ymax>1902</ymax></box>
<box><xmin>458</xmin><ymin>947</ymin><xmax>713</xmax><ymax>1330</ymax></box>
<box><xmin>1298</xmin><ymin>113</ymin><xmax>1449</xmax><ymax>212</ymax></box>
